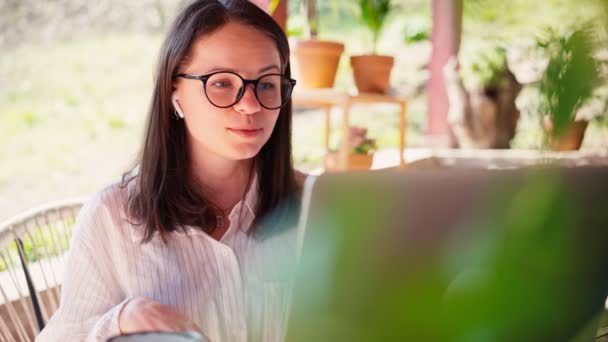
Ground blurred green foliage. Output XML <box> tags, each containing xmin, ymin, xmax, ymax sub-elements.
<box><xmin>403</xmin><ymin>18</ymin><xmax>430</xmax><ymax>45</ymax></box>
<box><xmin>461</xmin><ymin>44</ymin><xmax>509</xmax><ymax>90</ymax></box>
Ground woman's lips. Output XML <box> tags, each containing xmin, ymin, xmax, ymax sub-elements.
<box><xmin>227</xmin><ymin>128</ymin><xmax>262</xmax><ymax>138</ymax></box>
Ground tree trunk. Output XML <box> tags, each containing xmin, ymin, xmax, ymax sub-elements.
<box><xmin>444</xmin><ymin>60</ymin><xmax>522</xmax><ymax>149</ymax></box>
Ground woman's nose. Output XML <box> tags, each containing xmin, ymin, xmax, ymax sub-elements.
<box><xmin>234</xmin><ymin>84</ymin><xmax>261</xmax><ymax>114</ymax></box>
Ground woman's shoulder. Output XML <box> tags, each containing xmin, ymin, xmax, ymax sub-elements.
<box><xmin>84</xmin><ymin>168</ymin><xmax>140</xmax><ymax>220</ymax></box>
<box><xmin>86</xmin><ymin>179</ymin><xmax>130</xmax><ymax>215</ymax></box>
<box><xmin>73</xmin><ymin>178</ymin><xmax>133</xmax><ymax>245</ymax></box>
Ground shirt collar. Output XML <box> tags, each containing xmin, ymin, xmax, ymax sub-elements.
<box><xmin>242</xmin><ymin>170</ymin><xmax>258</xmax><ymax>220</ymax></box>
<box><xmin>226</xmin><ymin>170</ymin><xmax>258</xmax><ymax>234</ymax></box>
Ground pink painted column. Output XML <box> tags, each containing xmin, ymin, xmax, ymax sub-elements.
<box><xmin>249</xmin><ymin>0</ymin><xmax>287</xmax><ymax>31</ymax></box>
<box><xmin>249</xmin><ymin>0</ymin><xmax>270</xmax><ymax>10</ymax></box>
<box><xmin>427</xmin><ymin>0</ymin><xmax>462</xmax><ymax>146</ymax></box>
<box><xmin>273</xmin><ymin>0</ymin><xmax>287</xmax><ymax>32</ymax></box>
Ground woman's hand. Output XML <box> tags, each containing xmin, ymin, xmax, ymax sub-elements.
<box><xmin>118</xmin><ymin>297</ymin><xmax>202</xmax><ymax>334</ymax></box>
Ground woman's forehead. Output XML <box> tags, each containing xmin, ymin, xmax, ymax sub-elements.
<box><xmin>186</xmin><ymin>21</ymin><xmax>282</xmax><ymax>75</ymax></box>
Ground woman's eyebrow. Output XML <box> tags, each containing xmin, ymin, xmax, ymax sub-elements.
<box><xmin>204</xmin><ymin>67</ymin><xmax>237</xmax><ymax>74</ymax></box>
<box><xmin>203</xmin><ymin>64</ymin><xmax>280</xmax><ymax>75</ymax></box>
<box><xmin>258</xmin><ymin>64</ymin><xmax>280</xmax><ymax>73</ymax></box>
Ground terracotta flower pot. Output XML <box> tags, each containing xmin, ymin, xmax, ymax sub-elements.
<box><xmin>347</xmin><ymin>153</ymin><xmax>374</xmax><ymax>170</ymax></box>
<box><xmin>350</xmin><ymin>55</ymin><xmax>394</xmax><ymax>94</ymax></box>
<box><xmin>294</xmin><ymin>40</ymin><xmax>344</xmax><ymax>88</ymax></box>
<box><xmin>543</xmin><ymin>116</ymin><xmax>588</xmax><ymax>151</ymax></box>
<box><xmin>325</xmin><ymin>152</ymin><xmax>374</xmax><ymax>171</ymax></box>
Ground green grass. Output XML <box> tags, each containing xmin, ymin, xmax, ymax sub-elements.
<box><xmin>0</xmin><ymin>34</ymin><xmax>157</xmax><ymax>220</ymax></box>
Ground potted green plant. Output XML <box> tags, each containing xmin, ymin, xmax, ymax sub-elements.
<box><xmin>293</xmin><ymin>0</ymin><xmax>345</xmax><ymax>89</ymax></box>
<box><xmin>536</xmin><ymin>26</ymin><xmax>602</xmax><ymax>150</ymax></box>
<box><xmin>326</xmin><ymin>126</ymin><xmax>377</xmax><ymax>171</ymax></box>
<box><xmin>351</xmin><ymin>0</ymin><xmax>394</xmax><ymax>94</ymax></box>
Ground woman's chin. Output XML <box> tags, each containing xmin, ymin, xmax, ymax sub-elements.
<box><xmin>227</xmin><ymin>144</ymin><xmax>263</xmax><ymax>160</ymax></box>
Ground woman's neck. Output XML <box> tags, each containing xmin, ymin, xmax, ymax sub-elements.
<box><xmin>190</xmin><ymin>151</ymin><xmax>254</xmax><ymax>211</ymax></box>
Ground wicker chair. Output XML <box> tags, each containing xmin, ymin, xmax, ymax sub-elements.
<box><xmin>0</xmin><ymin>199</ymin><xmax>83</xmax><ymax>341</ymax></box>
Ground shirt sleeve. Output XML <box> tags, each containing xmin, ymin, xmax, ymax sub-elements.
<box><xmin>36</xmin><ymin>188</ymin><xmax>130</xmax><ymax>342</ymax></box>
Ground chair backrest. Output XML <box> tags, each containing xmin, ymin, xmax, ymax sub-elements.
<box><xmin>0</xmin><ymin>199</ymin><xmax>84</xmax><ymax>341</ymax></box>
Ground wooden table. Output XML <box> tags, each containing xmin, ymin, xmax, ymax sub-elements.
<box><xmin>292</xmin><ymin>88</ymin><xmax>408</xmax><ymax>170</ymax></box>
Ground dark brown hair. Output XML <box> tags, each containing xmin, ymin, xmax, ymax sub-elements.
<box><xmin>121</xmin><ymin>0</ymin><xmax>299</xmax><ymax>242</ymax></box>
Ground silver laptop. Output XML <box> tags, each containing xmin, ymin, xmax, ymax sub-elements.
<box><xmin>287</xmin><ymin>166</ymin><xmax>608</xmax><ymax>341</ymax></box>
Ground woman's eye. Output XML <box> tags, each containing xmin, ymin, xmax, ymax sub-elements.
<box><xmin>212</xmin><ymin>81</ymin><xmax>232</xmax><ymax>88</ymax></box>
<box><xmin>258</xmin><ymin>82</ymin><xmax>275</xmax><ymax>90</ymax></box>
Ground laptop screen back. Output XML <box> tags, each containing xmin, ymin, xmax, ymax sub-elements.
<box><xmin>287</xmin><ymin>167</ymin><xmax>608</xmax><ymax>341</ymax></box>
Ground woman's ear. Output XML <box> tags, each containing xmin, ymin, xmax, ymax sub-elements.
<box><xmin>172</xmin><ymin>91</ymin><xmax>185</xmax><ymax>119</ymax></box>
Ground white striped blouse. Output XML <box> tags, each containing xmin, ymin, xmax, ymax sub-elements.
<box><xmin>36</xmin><ymin>173</ymin><xmax>299</xmax><ymax>342</ymax></box>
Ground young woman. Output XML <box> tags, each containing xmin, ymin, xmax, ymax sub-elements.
<box><xmin>37</xmin><ymin>1</ymin><xmax>303</xmax><ymax>341</ymax></box>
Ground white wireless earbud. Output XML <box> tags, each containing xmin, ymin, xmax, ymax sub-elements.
<box><xmin>171</xmin><ymin>91</ymin><xmax>185</xmax><ymax>119</ymax></box>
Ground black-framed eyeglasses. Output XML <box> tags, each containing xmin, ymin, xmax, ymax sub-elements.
<box><xmin>173</xmin><ymin>71</ymin><xmax>297</xmax><ymax>110</ymax></box>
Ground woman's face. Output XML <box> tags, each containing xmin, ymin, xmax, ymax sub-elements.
<box><xmin>173</xmin><ymin>21</ymin><xmax>282</xmax><ymax>162</ymax></box>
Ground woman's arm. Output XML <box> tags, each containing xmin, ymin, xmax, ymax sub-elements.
<box><xmin>36</xmin><ymin>189</ymin><xmax>129</xmax><ymax>341</ymax></box>
<box><xmin>118</xmin><ymin>297</ymin><xmax>202</xmax><ymax>334</ymax></box>
<box><xmin>36</xmin><ymin>187</ymin><xmax>203</xmax><ymax>341</ymax></box>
